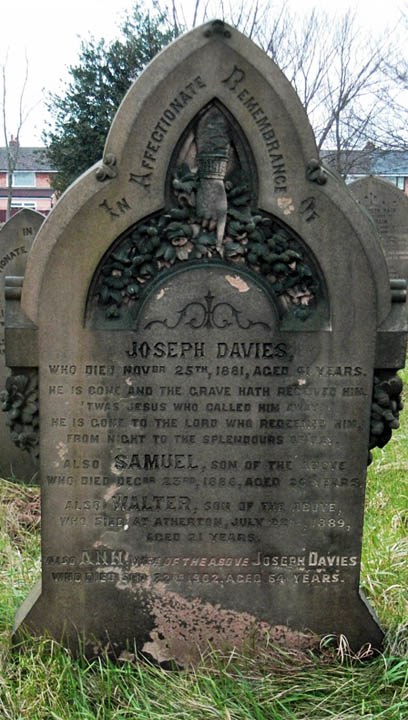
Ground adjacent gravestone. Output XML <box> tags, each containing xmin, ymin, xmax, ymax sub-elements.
<box><xmin>350</xmin><ymin>176</ymin><xmax>408</xmax><ymax>280</ymax></box>
<box><xmin>0</xmin><ymin>209</ymin><xmax>43</xmax><ymax>481</ymax></box>
<box><xmin>7</xmin><ymin>21</ymin><xmax>406</xmax><ymax>661</ymax></box>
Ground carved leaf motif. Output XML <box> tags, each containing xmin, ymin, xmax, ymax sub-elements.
<box><xmin>1</xmin><ymin>370</ymin><xmax>39</xmax><ymax>462</ymax></box>
<box><xmin>94</xmin><ymin>155</ymin><xmax>320</xmax><ymax>322</ymax></box>
<box><xmin>368</xmin><ymin>372</ymin><xmax>404</xmax><ymax>463</ymax></box>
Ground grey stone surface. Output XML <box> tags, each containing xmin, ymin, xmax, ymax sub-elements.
<box><xmin>0</xmin><ymin>209</ymin><xmax>43</xmax><ymax>481</ymax></box>
<box><xmin>8</xmin><ymin>21</ymin><xmax>407</xmax><ymax>660</ymax></box>
<box><xmin>350</xmin><ymin>176</ymin><xmax>408</xmax><ymax>280</ymax></box>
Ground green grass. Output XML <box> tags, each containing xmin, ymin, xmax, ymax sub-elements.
<box><xmin>361</xmin><ymin>368</ymin><xmax>408</xmax><ymax>653</ymax></box>
<box><xmin>0</xmin><ymin>370</ymin><xmax>407</xmax><ymax>719</ymax></box>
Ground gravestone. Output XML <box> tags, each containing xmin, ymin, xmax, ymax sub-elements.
<box><xmin>0</xmin><ymin>209</ymin><xmax>43</xmax><ymax>481</ymax></box>
<box><xmin>7</xmin><ymin>21</ymin><xmax>407</xmax><ymax>661</ymax></box>
<box><xmin>350</xmin><ymin>176</ymin><xmax>408</xmax><ymax>280</ymax></box>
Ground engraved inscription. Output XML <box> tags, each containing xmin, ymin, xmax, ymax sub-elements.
<box><xmin>222</xmin><ymin>65</ymin><xmax>287</xmax><ymax>192</ymax></box>
<box><xmin>99</xmin><ymin>197</ymin><xmax>131</xmax><ymax>219</ymax></box>
<box><xmin>0</xmin><ymin>246</ymin><xmax>28</xmax><ymax>274</ymax></box>
<box><xmin>130</xmin><ymin>76</ymin><xmax>207</xmax><ymax>188</ymax></box>
<box><xmin>45</xmin><ymin>268</ymin><xmax>369</xmax><ymax>592</ymax></box>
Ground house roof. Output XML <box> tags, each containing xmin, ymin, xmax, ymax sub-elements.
<box><xmin>370</xmin><ymin>151</ymin><xmax>408</xmax><ymax>175</ymax></box>
<box><xmin>322</xmin><ymin>149</ymin><xmax>408</xmax><ymax>176</ymax></box>
<box><xmin>0</xmin><ymin>146</ymin><xmax>56</xmax><ymax>172</ymax></box>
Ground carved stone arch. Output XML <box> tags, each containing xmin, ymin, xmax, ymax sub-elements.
<box><xmin>87</xmin><ymin>99</ymin><xmax>329</xmax><ymax>330</ymax></box>
<box><xmin>22</xmin><ymin>20</ymin><xmax>389</xmax><ymax>327</ymax></box>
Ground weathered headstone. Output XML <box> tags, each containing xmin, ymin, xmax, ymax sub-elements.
<box><xmin>350</xmin><ymin>176</ymin><xmax>408</xmax><ymax>280</ymax></box>
<box><xmin>8</xmin><ymin>22</ymin><xmax>407</xmax><ymax>660</ymax></box>
<box><xmin>0</xmin><ymin>209</ymin><xmax>43</xmax><ymax>481</ymax></box>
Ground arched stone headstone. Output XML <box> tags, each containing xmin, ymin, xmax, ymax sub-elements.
<box><xmin>350</xmin><ymin>176</ymin><xmax>408</xmax><ymax>280</ymax></box>
<box><xmin>8</xmin><ymin>22</ymin><xmax>406</xmax><ymax>660</ymax></box>
<box><xmin>0</xmin><ymin>209</ymin><xmax>43</xmax><ymax>481</ymax></box>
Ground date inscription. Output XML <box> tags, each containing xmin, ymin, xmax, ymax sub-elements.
<box><xmin>44</xmin><ymin>269</ymin><xmax>371</xmax><ymax>588</ymax></box>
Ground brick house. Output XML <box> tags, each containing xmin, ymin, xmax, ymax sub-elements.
<box><xmin>1</xmin><ymin>141</ymin><xmax>406</xmax><ymax>224</ymax></box>
<box><xmin>0</xmin><ymin>138</ymin><xmax>57</xmax><ymax>223</ymax></box>
<box><xmin>323</xmin><ymin>148</ymin><xmax>408</xmax><ymax>196</ymax></box>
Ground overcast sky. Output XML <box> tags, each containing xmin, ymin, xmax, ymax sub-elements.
<box><xmin>1</xmin><ymin>0</ymin><xmax>405</xmax><ymax>145</ymax></box>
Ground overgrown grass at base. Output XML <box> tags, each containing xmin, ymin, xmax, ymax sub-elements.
<box><xmin>0</xmin><ymin>370</ymin><xmax>407</xmax><ymax>719</ymax></box>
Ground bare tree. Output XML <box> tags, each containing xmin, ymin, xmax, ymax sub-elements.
<box><xmin>1</xmin><ymin>51</ymin><xmax>31</xmax><ymax>222</ymax></box>
<box><xmin>173</xmin><ymin>0</ymin><xmax>271</xmax><ymax>38</ymax></box>
<box><xmin>258</xmin><ymin>7</ymin><xmax>402</xmax><ymax>175</ymax></box>
<box><xmin>260</xmin><ymin>8</ymin><xmax>337</xmax><ymax>115</ymax></box>
<box><xmin>171</xmin><ymin>1</ymin><xmax>404</xmax><ymax>177</ymax></box>
<box><xmin>44</xmin><ymin>0</ymin><xmax>406</xmax><ymax>186</ymax></box>
<box><xmin>380</xmin><ymin>7</ymin><xmax>408</xmax><ymax>153</ymax></box>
